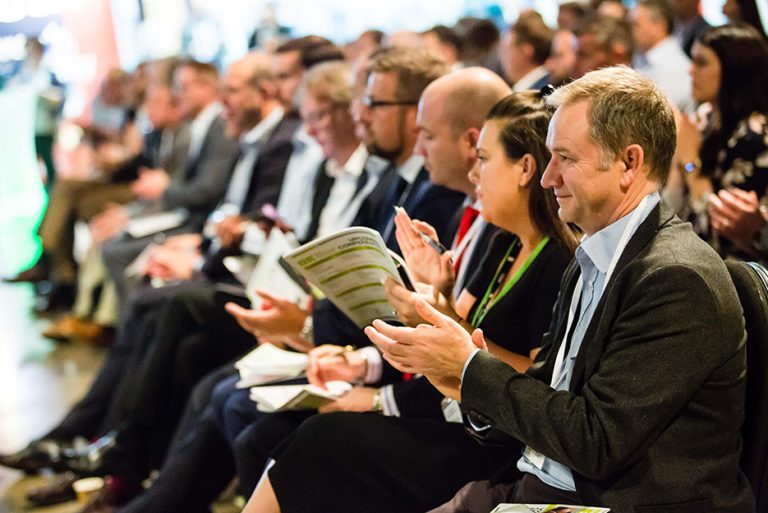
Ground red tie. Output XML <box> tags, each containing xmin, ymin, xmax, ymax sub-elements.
<box><xmin>453</xmin><ymin>206</ymin><xmax>480</xmax><ymax>271</ymax></box>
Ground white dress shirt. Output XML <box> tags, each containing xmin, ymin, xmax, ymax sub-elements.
<box><xmin>187</xmin><ymin>101</ymin><xmax>222</xmax><ymax>162</ymax></box>
<box><xmin>634</xmin><ymin>37</ymin><xmax>695</xmax><ymax>114</ymax></box>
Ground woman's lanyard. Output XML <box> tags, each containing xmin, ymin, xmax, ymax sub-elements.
<box><xmin>470</xmin><ymin>236</ymin><xmax>551</xmax><ymax>328</ymax></box>
<box><xmin>549</xmin><ymin>194</ymin><xmax>656</xmax><ymax>387</ymax></box>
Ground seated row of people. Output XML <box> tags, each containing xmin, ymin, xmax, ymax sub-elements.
<box><xmin>2</xmin><ymin>14</ymin><xmax>767</xmax><ymax>513</ymax></box>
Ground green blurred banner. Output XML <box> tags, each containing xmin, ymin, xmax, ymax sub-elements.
<box><xmin>0</xmin><ymin>86</ymin><xmax>48</xmax><ymax>276</ymax></box>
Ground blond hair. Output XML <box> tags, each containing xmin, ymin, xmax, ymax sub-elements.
<box><xmin>303</xmin><ymin>61</ymin><xmax>354</xmax><ymax>106</ymax></box>
<box><xmin>546</xmin><ymin>65</ymin><xmax>675</xmax><ymax>183</ymax></box>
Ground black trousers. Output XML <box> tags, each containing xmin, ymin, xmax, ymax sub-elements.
<box><xmin>46</xmin><ymin>284</ymin><xmax>172</xmax><ymax>441</ymax></box>
<box><xmin>117</xmin><ymin>364</ymin><xmax>237</xmax><ymax>513</ymax></box>
<box><xmin>48</xmin><ymin>280</ymin><xmax>254</xmax><ymax>478</ymax></box>
<box><xmin>113</xmin><ymin>281</ymin><xmax>254</xmax><ymax>474</ymax></box>
<box><xmin>268</xmin><ymin>412</ymin><xmax>518</xmax><ymax>513</ymax></box>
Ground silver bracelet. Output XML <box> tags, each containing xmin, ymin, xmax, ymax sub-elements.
<box><xmin>299</xmin><ymin>315</ymin><xmax>313</xmax><ymax>342</ymax></box>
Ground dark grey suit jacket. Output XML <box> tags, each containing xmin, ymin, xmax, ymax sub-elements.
<box><xmin>162</xmin><ymin>115</ymin><xmax>240</xmax><ymax>221</ymax></box>
<box><xmin>462</xmin><ymin>202</ymin><xmax>755</xmax><ymax>513</ymax></box>
<box><xmin>241</xmin><ymin>113</ymin><xmax>300</xmax><ymax>215</ymax></box>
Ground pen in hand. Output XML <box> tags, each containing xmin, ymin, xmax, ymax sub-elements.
<box><xmin>394</xmin><ymin>205</ymin><xmax>449</xmax><ymax>255</ymax></box>
<box><xmin>419</xmin><ymin>231</ymin><xmax>448</xmax><ymax>255</ymax></box>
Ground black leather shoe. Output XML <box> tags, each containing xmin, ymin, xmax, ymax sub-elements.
<box><xmin>0</xmin><ymin>439</ymin><xmax>69</xmax><ymax>473</ymax></box>
<box><xmin>60</xmin><ymin>431</ymin><xmax>119</xmax><ymax>476</ymax></box>
<box><xmin>34</xmin><ymin>283</ymin><xmax>76</xmax><ymax>314</ymax></box>
<box><xmin>26</xmin><ymin>471</ymin><xmax>78</xmax><ymax>506</ymax></box>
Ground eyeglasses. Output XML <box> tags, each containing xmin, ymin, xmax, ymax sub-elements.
<box><xmin>362</xmin><ymin>95</ymin><xmax>418</xmax><ymax>109</ymax></box>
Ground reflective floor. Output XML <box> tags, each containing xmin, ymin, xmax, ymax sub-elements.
<box><xmin>0</xmin><ymin>283</ymin><xmax>240</xmax><ymax>513</ymax></box>
<box><xmin>0</xmin><ymin>281</ymin><xmax>106</xmax><ymax>512</ymax></box>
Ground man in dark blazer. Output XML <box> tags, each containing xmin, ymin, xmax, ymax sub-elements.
<box><xmin>363</xmin><ymin>66</ymin><xmax>754</xmax><ymax>513</ymax></box>
<box><xmin>500</xmin><ymin>15</ymin><xmax>553</xmax><ymax>91</ymax></box>
<box><xmin>101</xmin><ymin>60</ymin><xmax>240</xmax><ymax>305</ymax></box>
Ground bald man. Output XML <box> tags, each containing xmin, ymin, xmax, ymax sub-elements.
<box><xmin>416</xmin><ymin>67</ymin><xmax>511</xmax><ymax>198</ymax></box>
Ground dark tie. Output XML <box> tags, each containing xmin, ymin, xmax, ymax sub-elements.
<box><xmin>378</xmin><ymin>174</ymin><xmax>409</xmax><ymax>233</ymax></box>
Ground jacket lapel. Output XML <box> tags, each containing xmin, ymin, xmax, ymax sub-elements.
<box><xmin>568</xmin><ymin>202</ymin><xmax>677</xmax><ymax>391</ymax></box>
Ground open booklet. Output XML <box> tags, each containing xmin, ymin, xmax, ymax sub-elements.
<box><xmin>234</xmin><ymin>343</ymin><xmax>310</xmax><ymax>389</ymax></box>
<box><xmin>282</xmin><ymin>226</ymin><xmax>414</xmax><ymax>328</ymax></box>
<box><xmin>244</xmin><ymin>227</ymin><xmax>308</xmax><ymax>309</ymax></box>
<box><xmin>249</xmin><ymin>381</ymin><xmax>352</xmax><ymax>412</ymax></box>
<box><xmin>491</xmin><ymin>505</ymin><xmax>610</xmax><ymax>513</ymax></box>
<box><xmin>126</xmin><ymin>209</ymin><xmax>188</xmax><ymax>238</ymax></box>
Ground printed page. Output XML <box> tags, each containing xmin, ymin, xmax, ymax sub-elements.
<box><xmin>235</xmin><ymin>343</ymin><xmax>309</xmax><ymax>388</ymax></box>
<box><xmin>245</xmin><ymin>227</ymin><xmax>306</xmax><ymax>309</ymax></box>
<box><xmin>126</xmin><ymin>210</ymin><xmax>188</xmax><ymax>238</ymax></box>
<box><xmin>249</xmin><ymin>381</ymin><xmax>352</xmax><ymax>412</ymax></box>
<box><xmin>282</xmin><ymin>227</ymin><xmax>404</xmax><ymax>327</ymax></box>
<box><xmin>491</xmin><ymin>505</ymin><xmax>610</xmax><ymax>513</ymax></box>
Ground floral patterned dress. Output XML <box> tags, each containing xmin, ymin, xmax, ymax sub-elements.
<box><xmin>717</xmin><ymin>113</ymin><xmax>768</xmax><ymax>194</ymax></box>
<box><xmin>712</xmin><ymin>112</ymin><xmax>768</xmax><ymax>258</ymax></box>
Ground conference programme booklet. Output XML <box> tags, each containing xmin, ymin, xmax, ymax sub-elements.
<box><xmin>282</xmin><ymin>226</ymin><xmax>413</xmax><ymax>328</ymax></box>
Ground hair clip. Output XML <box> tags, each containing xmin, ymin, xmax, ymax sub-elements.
<box><xmin>539</xmin><ymin>84</ymin><xmax>555</xmax><ymax>98</ymax></box>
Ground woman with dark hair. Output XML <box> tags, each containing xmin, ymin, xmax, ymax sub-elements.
<box><xmin>671</xmin><ymin>23</ymin><xmax>768</xmax><ymax>257</ymax></box>
<box><xmin>239</xmin><ymin>93</ymin><xmax>578</xmax><ymax>513</ymax></box>
<box><xmin>723</xmin><ymin>0</ymin><xmax>767</xmax><ymax>37</ymax></box>
<box><xmin>386</xmin><ymin>91</ymin><xmax>578</xmax><ymax>372</ymax></box>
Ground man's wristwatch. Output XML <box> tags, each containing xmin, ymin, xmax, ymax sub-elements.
<box><xmin>371</xmin><ymin>389</ymin><xmax>383</xmax><ymax>414</ymax></box>
<box><xmin>299</xmin><ymin>315</ymin><xmax>314</xmax><ymax>342</ymax></box>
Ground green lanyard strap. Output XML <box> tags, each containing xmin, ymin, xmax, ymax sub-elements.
<box><xmin>470</xmin><ymin>236</ymin><xmax>550</xmax><ymax>328</ymax></box>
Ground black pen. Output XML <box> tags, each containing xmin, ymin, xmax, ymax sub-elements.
<box><xmin>419</xmin><ymin>231</ymin><xmax>448</xmax><ymax>255</ymax></box>
<box><xmin>394</xmin><ymin>205</ymin><xmax>449</xmax><ymax>255</ymax></box>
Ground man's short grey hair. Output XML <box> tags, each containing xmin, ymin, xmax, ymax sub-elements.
<box><xmin>546</xmin><ymin>65</ymin><xmax>675</xmax><ymax>183</ymax></box>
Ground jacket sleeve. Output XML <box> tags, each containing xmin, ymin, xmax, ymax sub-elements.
<box><xmin>163</xmin><ymin>120</ymin><xmax>239</xmax><ymax>210</ymax></box>
<box><xmin>461</xmin><ymin>262</ymin><xmax>744</xmax><ymax>481</ymax></box>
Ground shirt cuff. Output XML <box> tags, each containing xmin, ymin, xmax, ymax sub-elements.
<box><xmin>379</xmin><ymin>384</ymin><xmax>400</xmax><ymax>417</ymax></box>
<box><xmin>359</xmin><ymin>346</ymin><xmax>383</xmax><ymax>384</ymax></box>
<box><xmin>461</xmin><ymin>348</ymin><xmax>481</xmax><ymax>383</ymax></box>
<box><xmin>190</xmin><ymin>254</ymin><xmax>206</xmax><ymax>273</ymax></box>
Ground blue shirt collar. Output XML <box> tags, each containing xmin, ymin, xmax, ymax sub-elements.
<box><xmin>577</xmin><ymin>192</ymin><xmax>661</xmax><ymax>274</ymax></box>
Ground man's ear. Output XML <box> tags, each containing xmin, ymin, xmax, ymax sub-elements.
<box><xmin>405</xmin><ymin>106</ymin><xmax>420</xmax><ymax>135</ymax></box>
<box><xmin>610</xmin><ymin>43</ymin><xmax>630</xmax><ymax>66</ymax></box>
<box><xmin>519</xmin><ymin>154</ymin><xmax>537</xmax><ymax>188</ymax></box>
<box><xmin>259</xmin><ymin>79</ymin><xmax>278</xmax><ymax>101</ymax></box>
<box><xmin>619</xmin><ymin>144</ymin><xmax>644</xmax><ymax>189</ymax></box>
<box><xmin>464</xmin><ymin>127</ymin><xmax>479</xmax><ymax>150</ymax></box>
<box><xmin>462</xmin><ymin>127</ymin><xmax>481</xmax><ymax>170</ymax></box>
<box><xmin>522</xmin><ymin>42</ymin><xmax>535</xmax><ymax>61</ymax></box>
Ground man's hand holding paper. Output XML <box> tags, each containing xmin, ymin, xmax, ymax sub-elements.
<box><xmin>318</xmin><ymin>386</ymin><xmax>378</xmax><ymax>413</ymax></box>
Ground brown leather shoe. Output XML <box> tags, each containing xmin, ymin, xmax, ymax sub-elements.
<box><xmin>43</xmin><ymin>316</ymin><xmax>101</xmax><ymax>341</ymax></box>
<box><xmin>2</xmin><ymin>260</ymin><xmax>48</xmax><ymax>283</ymax></box>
